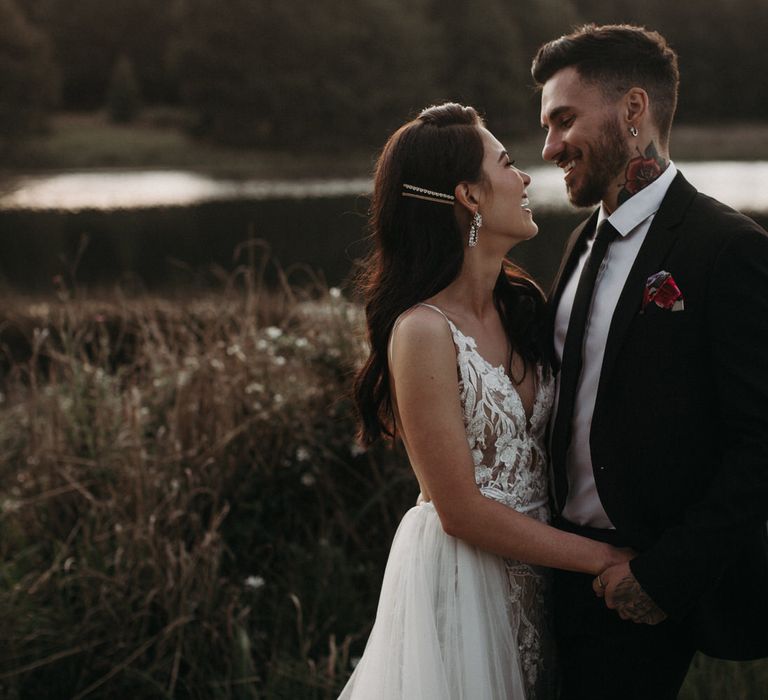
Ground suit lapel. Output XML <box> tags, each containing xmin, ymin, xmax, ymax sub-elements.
<box><xmin>549</xmin><ymin>209</ymin><xmax>600</xmax><ymax>305</ymax></box>
<box><xmin>596</xmin><ymin>172</ymin><xmax>698</xmax><ymax>399</ymax></box>
<box><xmin>546</xmin><ymin>209</ymin><xmax>599</xmax><ymax>371</ymax></box>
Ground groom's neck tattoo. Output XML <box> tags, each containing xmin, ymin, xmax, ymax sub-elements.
<box><xmin>616</xmin><ymin>141</ymin><xmax>668</xmax><ymax>207</ymax></box>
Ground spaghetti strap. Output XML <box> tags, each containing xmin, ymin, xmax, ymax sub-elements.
<box><xmin>416</xmin><ymin>302</ymin><xmax>456</xmax><ymax>330</ymax></box>
<box><xmin>389</xmin><ymin>303</ymin><xmax>457</xmax><ymax>366</ymax></box>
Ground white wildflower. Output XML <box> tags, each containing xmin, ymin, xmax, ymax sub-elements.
<box><xmin>301</xmin><ymin>473</ymin><xmax>316</xmax><ymax>487</ymax></box>
<box><xmin>273</xmin><ymin>356</ymin><xmax>286</xmax><ymax>366</ymax></box>
<box><xmin>265</xmin><ymin>326</ymin><xmax>282</xmax><ymax>339</ymax></box>
<box><xmin>256</xmin><ymin>339</ymin><xmax>269</xmax><ymax>351</ymax></box>
<box><xmin>295</xmin><ymin>337</ymin><xmax>308</xmax><ymax>348</ymax></box>
<box><xmin>210</xmin><ymin>358</ymin><xmax>225</xmax><ymax>371</ymax></box>
<box><xmin>350</xmin><ymin>443</ymin><xmax>366</xmax><ymax>457</ymax></box>
<box><xmin>296</xmin><ymin>447</ymin><xmax>310</xmax><ymax>462</ymax></box>
<box><xmin>245</xmin><ymin>575</ymin><xmax>265</xmax><ymax>590</ymax></box>
<box><xmin>274</xmin><ymin>393</ymin><xmax>284</xmax><ymax>404</ymax></box>
<box><xmin>2</xmin><ymin>499</ymin><xmax>20</xmax><ymax>514</ymax></box>
<box><xmin>245</xmin><ymin>382</ymin><xmax>264</xmax><ymax>394</ymax></box>
<box><xmin>329</xmin><ymin>287</ymin><xmax>342</xmax><ymax>299</ymax></box>
<box><xmin>227</xmin><ymin>344</ymin><xmax>246</xmax><ymax>361</ymax></box>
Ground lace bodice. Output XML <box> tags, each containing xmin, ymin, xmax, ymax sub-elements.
<box><xmin>417</xmin><ymin>303</ymin><xmax>556</xmax><ymax>698</ymax></box>
<box><xmin>419</xmin><ymin>303</ymin><xmax>554</xmax><ymax>524</ymax></box>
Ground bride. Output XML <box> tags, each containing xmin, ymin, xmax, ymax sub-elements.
<box><xmin>340</xmin><ymin>103</ymin><xmax>632</xmax><ymax>699</ymax></box>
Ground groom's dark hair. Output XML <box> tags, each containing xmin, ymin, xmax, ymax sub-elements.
<box><xmin>531</xmin><ymin>24</ymin><xmax>680</xmax><ymax>147</ymax></box>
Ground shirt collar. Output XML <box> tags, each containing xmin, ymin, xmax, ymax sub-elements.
<box><xmin>597</xmin><ymin>161</ymin><xmax>678</xmax><ymax>237</ymax></box>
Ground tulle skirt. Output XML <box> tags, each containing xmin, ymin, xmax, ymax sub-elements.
<box><xmin>339</xmin><ymin>501</ymin><xmax>542</xmax><ymax>700</ymax></box>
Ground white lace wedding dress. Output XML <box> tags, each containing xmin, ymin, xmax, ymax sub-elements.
<box><xmin>339</xmin><ymin>303</ymin><xmax>556</xmax><ymax>700</ymax></box>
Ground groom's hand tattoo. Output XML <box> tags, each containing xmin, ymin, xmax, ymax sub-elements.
<box><xmin>609</xmin><ymin>573</ymin><xmax>667</xmax><ymax>625</ymax></box>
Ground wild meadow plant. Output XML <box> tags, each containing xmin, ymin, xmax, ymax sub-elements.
<box><xmin>1</xmin><ymin>270</ymin><xmax>765</xmax><ymax>698</ymax></box>
<box><xmin>0</xmin><ymin>272</ymin><xmax>415</xmax><ymax>699</ymax></box>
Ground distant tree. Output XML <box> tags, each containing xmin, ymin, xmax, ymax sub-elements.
<box><xmin>175</xmin><ymin>0</ymin><xmax>443</xmax><ymax>148</ymax></box>
<box><xmin>571</xmin><ymin>0</ymin><xmax>768</xmax><ymax>124</ymax></box>
<box><xmin>106</xmin><ymin>55</ymin><xmax>142</xmax><ymax>123</ymax></box>
<box><xmin>428</xmin><ymin>0</ymin><xmax>583</xmax><ymax>137</ymax></box>
<box><xmin>0</xmin><ymin>0</ymin><xmax>58</xmax><ymax>151</ymax></box>
<box><xmin>28</xmin><ymin>0</ymin><xmax>179</xmax><ymax>109</ymax></box>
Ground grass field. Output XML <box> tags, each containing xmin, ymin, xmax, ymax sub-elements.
<box><xmin>7</xmin><ymin>111</ymin><xmax>768</xmax><ymax>177</ymax></box>
<box><xmin>1</xmin><ymin>274</ymin><xmax>767</xmax><ymax>698</ymax></box>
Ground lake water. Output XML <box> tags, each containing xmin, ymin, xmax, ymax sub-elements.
<box><xmin>0</xmin><ymin>162</ymin><xmax>766</xmax><ymax>292</ymax></box>
<box><xmin>2</xmin><ymin>161</ymin><xmax>768</xmax><ymax>213</ymax></box>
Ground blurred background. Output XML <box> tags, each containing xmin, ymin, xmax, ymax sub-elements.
<box><xmin>2</xmin><ymin>1</ymin><xmax>768</xmax><ymax>698</ymax></box>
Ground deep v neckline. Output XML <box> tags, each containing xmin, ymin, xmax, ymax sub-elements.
<box><xmin>418</xmin><ymin>303</ymin><xmax>540</xmax><ymax>429</ymax></box>
<box><xmin>453</xmin><ymin>325</ymin><xmax>540</xmax><ymax>430</ymax></box>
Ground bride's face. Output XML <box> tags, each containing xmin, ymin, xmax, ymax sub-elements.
<box><xmin>475</xmin><ymin>127</ymin><xmax>538</xmax><ymax>246</ymax></box>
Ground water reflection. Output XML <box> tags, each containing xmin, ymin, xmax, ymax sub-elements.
<box><xmin>2</xmin><ymin>162</ymin><xmax>767</xmax><ymax>213</ymax></box>
<box><xmin>0</xmin><ymin>172</ymin><xmax>372</xmax><ymax>211</ymax></box>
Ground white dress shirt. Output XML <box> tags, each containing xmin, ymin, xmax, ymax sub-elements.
<box><xmin>554</xmin><ymin>162</ymin><xmax>678</xmax><ymax>528</ymax></box>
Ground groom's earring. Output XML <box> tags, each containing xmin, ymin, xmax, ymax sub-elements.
<box><xmin>629</xmin><ymin>125</ymin><xmax>639</xmax><ymax>137</ymax></box>
<box><xmin>468</xmin><ymin>211</ymin><xmax>482</xmax><ymax>247</ymax></box>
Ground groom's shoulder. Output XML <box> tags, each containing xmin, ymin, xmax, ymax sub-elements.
<box><xmin>669</xmin><ymin>173</ymin><xmax>767</xmax><ymax>247</ymax></box>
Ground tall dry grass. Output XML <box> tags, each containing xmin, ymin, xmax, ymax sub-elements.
<box><xmin>0</xmin><ymin>258</ymin><xmax>414</xmax><ymax>699</ymax></box>
<box><xmin>1</xmin><ymin>256</ymin><xmax>766</xmax><ymax>698</ymax></box>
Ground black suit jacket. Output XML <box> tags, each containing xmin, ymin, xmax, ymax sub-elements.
<box><xmin>549</xmin><ymin>172</ymin><xmax>768</xmax><ymax>660</ymax></box>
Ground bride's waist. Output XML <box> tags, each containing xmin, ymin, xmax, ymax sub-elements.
<box><xmin>416</xmin><ymin>489</ymin><xmax>549</xmax><ymax>516</ymax></box>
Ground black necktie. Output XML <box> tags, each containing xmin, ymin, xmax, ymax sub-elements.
<box><xmin>551</xmin><ymin>219</ymin><xmax>620</xmax><ymax>510</ymax></box>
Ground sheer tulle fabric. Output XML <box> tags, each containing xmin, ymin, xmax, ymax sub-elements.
<box><xmin>338</xmin><ymin>501</ymin><xmax>527</xmax><ymax>700</ymax></box>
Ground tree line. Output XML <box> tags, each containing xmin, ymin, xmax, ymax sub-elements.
<box><xmin>2</xmin><ymin>0</ymin><xmax>767</xmax><ymax>152</ymax></box>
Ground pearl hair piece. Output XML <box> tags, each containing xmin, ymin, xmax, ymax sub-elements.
<box><xmin>401</xmin><ymin>183</ymin><xmax>455</xmax><ymax>205</ymax></box>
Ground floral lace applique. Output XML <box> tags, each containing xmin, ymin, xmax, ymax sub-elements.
<box><xmin>420</xmin><ymin>305</ymin><xmax>555</xmax><ymax>699</ymax></box>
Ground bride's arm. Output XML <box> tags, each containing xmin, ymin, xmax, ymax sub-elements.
<box><xmin>391</xmin><ymin>307</ymin><xmax>629</xmax><ymax>576</ymax></box>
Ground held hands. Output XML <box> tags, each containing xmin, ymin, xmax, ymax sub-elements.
<box><xmin>593</xmin><ymin>562</ymin><xmax>668</xmax><ymax>625</ymax></box>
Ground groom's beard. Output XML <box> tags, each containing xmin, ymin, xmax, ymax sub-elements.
<box><xmin>567</xmin><ymin>114</ymin><xmax>630</xmax><ymax>208</ymax></box>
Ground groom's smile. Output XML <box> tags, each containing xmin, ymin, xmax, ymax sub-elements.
<box><xmin>540</xmin><ymin>67</ymin><xmax>630</xmax><ymax>208</ymax></box>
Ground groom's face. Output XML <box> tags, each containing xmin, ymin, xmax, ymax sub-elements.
<box><xmin>540</xmin><ymin>67</ymin><xmax>630</xmax><ymax>208</ymax></box>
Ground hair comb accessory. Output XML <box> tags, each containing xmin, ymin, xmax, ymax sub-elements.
<box><xmin>401</xmin><ymin>183</ymin><xmax>455</xmax><ymax>205</ymax></box>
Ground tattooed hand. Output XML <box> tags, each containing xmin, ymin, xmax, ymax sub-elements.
<box><xmin>593</xmin><ymin>562</ymin><xmax>668</xmax><ymax>625</ymax></box>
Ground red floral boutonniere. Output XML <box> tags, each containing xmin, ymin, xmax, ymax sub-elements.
<box><xmin>642</xmin><ymin>271</ymin><xmax>685</xmax><ymax>312</ymax></box>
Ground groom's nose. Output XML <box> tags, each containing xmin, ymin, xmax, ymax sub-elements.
<box><xmin>541</xmin><ymin>129</ymin><xmax>563</xmax><ymax>163</ymax></box>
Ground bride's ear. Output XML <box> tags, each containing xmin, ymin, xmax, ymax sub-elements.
<box><xmin>454</xmin><ymin>182</ymin><xmax>479</xmax><ymax>214</ymax></box>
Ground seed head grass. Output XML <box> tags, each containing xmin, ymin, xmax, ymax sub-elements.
<box><xmin>0</xmin><ymin>266</ymin><xmax>765</xmax><ymax>698</ymax></box>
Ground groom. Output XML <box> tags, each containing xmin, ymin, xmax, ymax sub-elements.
<box><xmin>532</xmin><ymin>24</ymin><xmax>768</xmax><ymax>699</ymax></box>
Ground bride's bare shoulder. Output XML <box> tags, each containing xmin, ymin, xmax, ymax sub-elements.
<box><xmin>391</xmin><ymin>304</ymin><xmax>453</xmax><ymax>349</ymax></box>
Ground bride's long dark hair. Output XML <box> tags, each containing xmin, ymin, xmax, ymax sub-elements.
<box><xmin>353</xmin><ymin>103</ymin><xmax>547</xmax><ymax>445</ymax></box>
